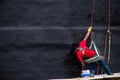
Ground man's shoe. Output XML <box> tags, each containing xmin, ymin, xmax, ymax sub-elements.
<box><xmin>90</xmin><ymin>74</ymin><xmax>94</xmax><ymax>77</ymax></box>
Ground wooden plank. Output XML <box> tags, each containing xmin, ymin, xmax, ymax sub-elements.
<box><xmin>49</xmin><ymin>73</ymin><xmax>120</xmax><ymax>80</ymax></box>
<box><xmin>89</xmin><ymin>73</ymin><xmax>120</xmax><ymax>80</ymax></box>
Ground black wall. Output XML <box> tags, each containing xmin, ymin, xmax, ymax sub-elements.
<box><xmin>0</xmin><ymin>0</ymin><xmax>120</xmax><ymax>80</ymax></box>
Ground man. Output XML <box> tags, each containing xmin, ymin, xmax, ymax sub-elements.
<box><xmin>76</xmin><ymin>26</ymin><xmax>112</xmax><ymax>76</ymax></box>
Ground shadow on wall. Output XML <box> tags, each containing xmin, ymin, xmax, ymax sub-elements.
<box><xmin>63</xmin><ymin>43</ymin><xmax>82</xmax><ymax>78</ymax></box>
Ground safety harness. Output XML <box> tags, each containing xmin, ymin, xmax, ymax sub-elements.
<box><xmin>76</xmin><ymin>47</ymin><xmax>89</xmax><ymax>55</ymax></box>
<box><xmin>84</xmin><ymin>40</ymin><xmax>104</xmax><ymax>63</ymax></box>
<box><xmin>76</xmin><ymin>40</ymin><xmax>104</xmax><ymax>63</ymax></box>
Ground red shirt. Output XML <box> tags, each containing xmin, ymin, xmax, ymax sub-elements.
<box><xmin>76</xmin><ymin>40</ymin><xmax>96</xmax><ymax>62</ymax></box>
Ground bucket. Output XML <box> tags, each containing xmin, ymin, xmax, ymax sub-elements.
<box><xmin>81</xmin><ymin>70</ymin><xmax>91</xmax><ymax>77</ymax></box>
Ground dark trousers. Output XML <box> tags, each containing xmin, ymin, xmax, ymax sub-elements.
<box><xmin>90</xmin><ymin>59</ymin><xmax>112</xmax><ymax>75</ymax></box>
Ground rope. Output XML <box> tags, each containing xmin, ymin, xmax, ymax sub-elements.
<box><xmin>84</xmin><ymin>0</ymin><xmax>111</xmax><ymax>74</ymax></box>
<box><xmin>89</xmin><ymin>0</ymin><xmax>101</xmax><ymax>74</ymax></box>
<box><xmin>103</xmin><ymin>0</ymin><xmax>111</xmax><ymax>64</ymax></box>
<box><xmin>102</xmin><ymin>0</ymin><xmax>111</xmax><ymax>74</ymax></box>
<box><xmin>108</xmin><ymin>0</ymin><xmax>111</xmax><ymax>30</ymax></box>
<box><xmin>90</xmin><ymin>0</ymin><xmax>111</xmax><ymax>74</ymax></box>
<box><xmin>107</xmin><ymin>0</ymin><xmax>111</xmax><ymax>64</ymax></box>
<box><xmin>90</xmin><ymin>0</ymin><xmax>102</xmax><ymax>74</ymax></box>
<box><xmin>90</xmin><ymin>0</ymin><xmax>96</xmax><ymax>26</ymax></box>
<box><xmin>103</xmin><ymin>32</ymin><xmax>108</xmax><ymax>61</ymax></box>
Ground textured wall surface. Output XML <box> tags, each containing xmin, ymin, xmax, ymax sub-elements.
<box><xmin>0</xmin><ymin>0</ymin><xmax>120</xmax><ymax>80</ymax></box>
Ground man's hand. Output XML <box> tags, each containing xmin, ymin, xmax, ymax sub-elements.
<box><xmin>83</xmin><ymin>26</ymin><xmax>92</xmax><ymax>41</ymax></box>
<box><xmin>88</xmin><ymin>26</ymin><xmax>92</xmax><ymax>32</ymax></box>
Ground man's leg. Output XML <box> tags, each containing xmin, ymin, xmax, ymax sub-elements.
<box><xmin>98</xmin><ymin>59</ymin><xmax>112</xmax><ymax>75</ymax></box>
<box><xmin>90</xmin><ymin>62</ymin><xmax>97</xmax><ymax>76</ymax></box>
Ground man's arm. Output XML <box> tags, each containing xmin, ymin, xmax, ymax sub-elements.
<box><xmin>83</xmin><ymin>26</ymin><xmax>92</xmax><ymax>41</ymax></box>
<box><xmin>81</xmin><ymin>61</ymin><xmax>85</xmax><ymax>70</ymax></box>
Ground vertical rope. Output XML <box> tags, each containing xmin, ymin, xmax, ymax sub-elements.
<box><xmin>102</xmin><ymin>0</ymin><xmax>111</xmax><ymax>74</ymax></box>
<box><xmin>104</xmin><ymin>0</ymin><xmax>111</xmax><ymax>64</ymax></box>
<box><xmin>90</xmin><ymin>0</ymin><xmax>96</xmax><ymax>26</ymax></box>
<box><xmin>90</xmin><ymin>0</ymin><xmax>101</xmax><ymax>75</ymax></box>
<box><xmin>102</xmin><ymin>30</ymin><xmax>108</xmax><ymax>74</ymax></box>
<box><xmin>108</xmin><ymin>0</ymin><xmax>111</xmax><ymax>30</ymax></box>
<box><xmin>103</xmin><ymin>32</ymin><xmax>108</xmax><ymax>60</ymax></box>
<box><xmin>107</xmin><ymin>0</ymin><xmax>111</xmax><ymax>64</ymax></box>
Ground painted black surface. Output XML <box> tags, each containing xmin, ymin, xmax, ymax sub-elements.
<box><xmin>0</xmin><ymin>0</ymin><xmax>120</xmax><ymax>80</ymax></box>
